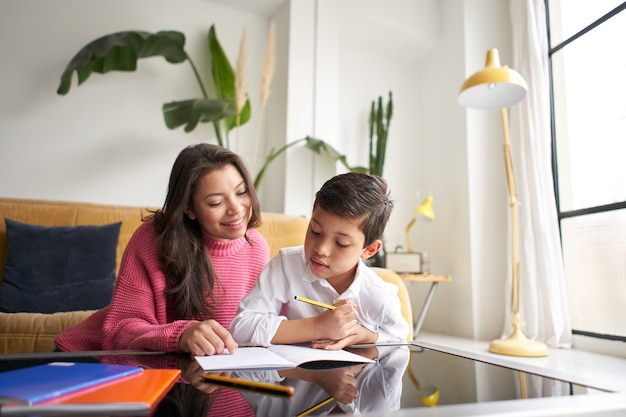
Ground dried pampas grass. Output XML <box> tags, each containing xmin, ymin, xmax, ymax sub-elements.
<box><xmin>234</xmin><ymin>27</ymin><xmax>248</xmax><ymax>152</ymax></box>
<box><xmin>260</xmin><ymin>22</ymin><xmax>276</xmax><ymax>107</ymax></box>
<box><xmin>235</xmin><ymin>28</ymin><xmax>248</xmax><ymax>114</ymax></box>
<box><xmin>253</xmin><ymin>21</ymin><xmax>276</xmax><ymax>172</ymax></box>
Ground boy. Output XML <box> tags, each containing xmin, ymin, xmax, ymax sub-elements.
<box><xmin>230</xmin><ymin>173</ymin><xmax>409</xmax><ymax>349</ymax></box>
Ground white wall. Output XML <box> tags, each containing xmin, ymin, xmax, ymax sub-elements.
<box><xmin>0</xmin><ymin>0</ymin><xmax>518</xmax><ymax>342</ymax></box>
<box><xmin>0</xmin><ymin>0</ymin><xmax>272</xmax><ymax>207</ymax></box>
<box><xmin>461</xmin><ymin>0</ymin><xmax>518</xmax><ymax>341</ymax></box>
<box><xmin>412</xmin><ymin>1</ymin><xmax>476</xmax><ymax>338</ymax></box>
<box><xmin>337</xmin><ymin>7</ymin><xmax>424</xmax><ymax>250</ymax></box>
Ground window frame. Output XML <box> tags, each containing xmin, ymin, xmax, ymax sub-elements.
<box><xmin>546</xmin><ymin>0</ymin><xmax>626</xmax><ymax>343</ymax></box>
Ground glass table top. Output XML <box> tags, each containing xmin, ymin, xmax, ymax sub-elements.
<box><xmin>0</xmin><ymin>344</ymin><xmax>609</xmax><ymax>416</ymax></box>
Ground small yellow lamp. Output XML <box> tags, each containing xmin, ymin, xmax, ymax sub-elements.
<box><xmin>387</xmin><ymin>196</ymin><xmax>434</xmax><ymax>274</ymax></box>
<box><xmin>405</xmin><ymin>196</ymin><xmax>435</xmax><ymax>253</ymax></box>
<box><xmin>416</xmin><ymin>196</ymin><xmax>435</xmax><ymax>220</ymax></box>
<box><xmin>407</xmin><ymin>358</ymin><xmax>439</xmax><ymax>407</ymax></box>
<box><xmin>458</xmin><ymin>48</ymin><xmax>549</xmax><ymax>357</ymax></box>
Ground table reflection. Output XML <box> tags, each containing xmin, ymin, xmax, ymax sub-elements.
<box><xmin>402</xmin><ymin>345</ymin><xmax>592</xmax><ymax>409</ymax></box>
<box><xmin>234</xmin><ymin>346</ymin><xmax>410</xmax><ymax>416</ymax></box>
<box><xmin>97</xmin><ymin>346</ymin><xmax>410</xmax><ymax>416</ymax></box>
<box><xmin>93</xmin><ymin>345</ymin><xmax>587</xmax><ymax>415</ymax></box>
<box><xmin>99</xmin><ymin>353</ymin><xmax>255</xmax><ymax>416</ymax></box>
<box><xmin>0</xmin><ymin>344</ymin><xmax>600</xmax><ymax>417</ymax></box>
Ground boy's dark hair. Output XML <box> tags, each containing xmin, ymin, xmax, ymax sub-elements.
<box><xmin>313</xmin><ymin>172</ymin><xmax>393</xmax><ymax>247</ymax></box>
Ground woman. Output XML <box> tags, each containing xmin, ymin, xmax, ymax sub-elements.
<box><xmin>55</xmin><ymin>143</ymin><xmax>269</xmax><ymax>356</ymax></box>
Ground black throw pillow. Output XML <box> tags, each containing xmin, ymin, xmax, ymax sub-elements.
<box><xmin>0</xmin><ymin>218</ymin><xmax>121</xmax><ymax>313</ymax></box>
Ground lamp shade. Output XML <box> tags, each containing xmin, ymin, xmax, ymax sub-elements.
<box><xmin>415</xmin><ymin>196</ymin><xmax>435</xmax><ymax>221</ymax></box>
<box><xmin>458</xmin><ymin>48</ymin><xmax>527</xmax><ymax>110</ymax></box>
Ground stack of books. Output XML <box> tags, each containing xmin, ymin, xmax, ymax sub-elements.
<box><xmin>0</xmin><ymin>362</ymin><xmax>180</xmax><ymax>416</ymax></box>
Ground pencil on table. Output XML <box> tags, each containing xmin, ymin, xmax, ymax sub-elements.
<box><xmin>296</xmin><ymin>397</ymin><xmax>335</xmax><ymax>417</ymax></box>
<box><xmin>201</xmin><ymin>374</ymin><xmax>294</xmax><ymax>397</ymax></box>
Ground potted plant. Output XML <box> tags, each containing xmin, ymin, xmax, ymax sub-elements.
<box><xmin>296</xmin><ymin>91</ymin><xmax>393</xmax><ymax>177</ymax></box>
<box><xmin>57</xmin><ymin>26</ymin><xmax>251</xmax><ymax>149</ymax></box>
<box><xmin>57</xmin><ymin>26</ymin><xmax>393</xmax><ymax>191</ymax></box>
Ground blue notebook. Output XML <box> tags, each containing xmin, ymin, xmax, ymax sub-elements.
<box><xmin>0</xmin><ymin>361</ymin><xmax>143</xmax><ymax>405</ymax></box>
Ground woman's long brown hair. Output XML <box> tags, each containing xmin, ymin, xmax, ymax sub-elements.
<box><xmin>151</xmin><ymin>144</ymin><xmax>261</xmax><ymax>320</ymax></box>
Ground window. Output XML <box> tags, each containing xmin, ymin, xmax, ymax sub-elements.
<box><xmin>547</xmin><ymin>1</ymin><xmax>626</xmax><ymax>342</ymax></box>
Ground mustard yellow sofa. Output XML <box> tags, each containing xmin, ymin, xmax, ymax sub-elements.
<box><xmin>0</xmin><ymin>197</ymin><xmax>412</xmax><ymax>354</ymax></box>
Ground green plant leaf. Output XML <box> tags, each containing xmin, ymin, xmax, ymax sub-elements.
<box><xmin>302</xmin><ymin>137</ymin><xmax>358</xmax><ymax>172</ymax></box>
<box><xmin>233</xmin><ymin>99</ymin><xmax>251</xmax><ymax>130</ymax></box>
<box><xmin>208</xmin><ymin>25</ymin><xmax>251</xmax><ymax>133</ymax></box>
<box><xmin>375</xmin><ymin>96</ymin><xmax>385</xmax><ymax>176</ymax></box>
<box><xmin>253</xmin><ymin>138</ymin><xmax>306</xmax><ymax>189</ymax></box>
<box><xmin>253</xmin><ymin>135</ymin><xmax>374</xmax><ymax>188</ymax></box>
<box><xmin>162</xmin><ymin>99</ymin><xmax>236</xmax><ymax>132</ymax></box>
<box><xmin>368</xmin><ymin>100</ymin><xmax>376</xmax><ymax>174</ymax></box>
<box><xmin>386</xmin><ymin>91</ymin><xmax>394</xmax><ymax>125</ymax></box>
<box><xmin>57</xmin><ymin>31</ymin><xmax>187</xmax><ymax>95</ymax></box>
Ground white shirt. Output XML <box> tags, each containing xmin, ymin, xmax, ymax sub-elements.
<box><xmin>230</xmin><ymin>246</ymin><xmax>409</xmax><ymax>346</ymax></box>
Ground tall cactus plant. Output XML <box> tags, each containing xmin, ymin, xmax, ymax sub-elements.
<box><xmin>368</xmin><ymin>91</ymin><xmax>393</xmax><ymax>177</ymax></box>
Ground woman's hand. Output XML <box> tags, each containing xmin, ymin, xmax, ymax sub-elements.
<box><xmin>178</xmin><ymin>356</ymin><xmax>229</xmax><ymax>394</ymax></box>
<box><xmin>179</xmin><ymin>319</ymin><xmax>238</xmax><ymax>356</ymax></box>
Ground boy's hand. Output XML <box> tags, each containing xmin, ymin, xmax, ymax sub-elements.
<box><xmin>310</xmin><ymin>336</ymin><xmax>355</xmax><ymax>350</ymax></box>
<box><xmin>313</xmin><ymin>364</ymin><xmax>365</xmax><ymax>404</ymax></box>
<box><xmin>314</xmin><ymin>300</ymin><xmax>358</xmax><ymax>341</ymax></box>
<box><xmin>311</xmin><ymin>324</ymin><xmax>378</xmax><ymax>350</ymax></box>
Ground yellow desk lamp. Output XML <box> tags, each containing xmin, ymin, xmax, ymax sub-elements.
<box><xmin>458</xmin><ymin>48</ymin><xmax>548</xmax><ymax>357</ymax></box>
<box><xmin>405</xmin><ymin>196</ymin><xmax>435</xmax><ymax>253</ymax></box>
<box><xmin>406</xmin><ymin>356</ymin><xmax>439</xmax><ymax>407</ymax></box>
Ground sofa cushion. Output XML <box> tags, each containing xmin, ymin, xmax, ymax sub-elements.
<box><xmin>0</xmin><ymin>310</ymin><xmax>96</xmax><ymax>353</ymax></box>
<box><xmin>0</xmin><ymin>219</ymin><xmax>121</xmax><ymax>314</ymax></box>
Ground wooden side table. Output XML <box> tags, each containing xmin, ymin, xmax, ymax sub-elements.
<box><xmin>397</xmin><ymin>273</ymin><xmax>452</xmax><ymax>338</ymax></box>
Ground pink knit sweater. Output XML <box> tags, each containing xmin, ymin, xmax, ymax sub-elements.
<box><xmin>55</xmin><ymin>219</ymin><xmax>269</xmax><ymax>352</ymax></box>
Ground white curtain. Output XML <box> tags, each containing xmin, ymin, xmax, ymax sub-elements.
<box><xmin>508</xmin><ymin>0</ymin><xmax>572</xmax><ymax>348</ymax></box>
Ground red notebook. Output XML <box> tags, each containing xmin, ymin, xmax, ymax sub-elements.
<box><xmin>0</xmin><ymin>362</ymin><xmax>142</xmax><ymax>405</ymax></box>
<box><xmin>0</xmin><ymin>369</ymin><xmax>182</xmax><ymax>416</ymax></box>
<box><xmin>53</xmin><ymin>368</ymin><xmax>181</xmax><ymax>410</ymax></box>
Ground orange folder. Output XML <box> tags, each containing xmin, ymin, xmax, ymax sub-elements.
<box><xmin>58</xmin><ymin>369</ymin><xmax>181</xmax><ymax>410</ymax></box>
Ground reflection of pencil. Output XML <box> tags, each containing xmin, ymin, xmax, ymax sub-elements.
<box><xmin>294</xmin><ymin>296</ymin><xmax>336</xmax><ymax>310</ymax></box>
<box><xmin>296</xmin><ymin>397</ymin><xmax>335</xmax><ymax>417</ymax></box>
<box><xmin>201</xmin><ymin>374</ymin><xmax>294</xmax><ymax>397</ymax></box>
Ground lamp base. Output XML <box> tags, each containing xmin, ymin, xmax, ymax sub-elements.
<box><xmin>489</xmin><ymin>321</ymin><xmax>549</xmax><ymax>357</ymax></box>
<box><xmin>419</xmin><ymin>387</ymin><xmax>440</xmax><ymax>407</ymax></box>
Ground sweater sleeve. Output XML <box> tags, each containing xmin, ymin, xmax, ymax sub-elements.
<box><xmin>55</xmin><ymin>221</ymin><xmax>191</xmax><ymax>352</ymax></box>
<box><xmin>99</xmin><ymin>221</ymin><xmax>194</xmax><ymax>352</ymax></box>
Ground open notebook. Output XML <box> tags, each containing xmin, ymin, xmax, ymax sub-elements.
<box><xmin>195</xmin><ymin>344</ymin><xmax>374</xmax><ymax>371</ymax></box>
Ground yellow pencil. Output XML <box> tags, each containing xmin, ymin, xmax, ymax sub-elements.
<box><xmin>201</xmin><ymin>374</ymin><xmax>295</xmax><ymax>397</ymax></box>
<box><xmin>296</xmin><ymin>397</ymin><xmax>335</xmax><ymax>417</ymax></box>
<box><xmin>294</xmin><ymin>295</ymin><xmax>336</xmax><ymax>310</ymax></box>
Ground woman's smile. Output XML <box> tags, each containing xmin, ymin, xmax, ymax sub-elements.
<box><xmin>222</xmin><ymin>216</ymin><xmax>245</xmax><ymax>229</ymax></box>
